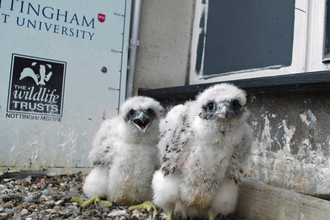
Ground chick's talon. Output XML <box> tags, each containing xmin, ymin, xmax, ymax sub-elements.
<box><xmin>128</xmin><ymin>200</ymin><xmax>158</xmax><ymax>219</ymax></box>
<box><xmin>70</xmin><ymin>197</ymin><xmax>85</xmax><ymax>205</ymax></box>
<box><xmin>101</xmin><ymin>200</ymin><xmax>113</xmax><ymax>207</ymax></box>
<box><xmin>72</xmin><ymin>195</ymin><xmax>113</xmax><ymax>209</ymax></box>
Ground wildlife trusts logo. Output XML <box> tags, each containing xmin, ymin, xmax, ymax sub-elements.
<box><xmin>6</xmin><ymin>54</ymin><xmax>66</xmax><ymax>121</ymax></box>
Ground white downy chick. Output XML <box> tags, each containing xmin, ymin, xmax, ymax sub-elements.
<box><xmin>152</xmin><ymin>83</ymin><xmax>253</xmax><ymax>219</ymax></box>
<box><xmin>83</xmin><ymin>96</ymin><xmax>164</xmax><ymax>206</ymax></box>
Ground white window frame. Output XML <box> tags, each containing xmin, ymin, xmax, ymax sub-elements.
<box><xmin>189</xmin><ymin>0</ymin><xmax>328</xmax><ymax>85</ymax></box>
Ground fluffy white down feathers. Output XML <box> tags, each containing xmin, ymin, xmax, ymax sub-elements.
<box><xmin>83</xmin><ymin>96</ymin><xmax>164</xmax><ymax>206</ymax></box>
<box><xmin>82</xmin><ymin>84</ymin><xmax>252</xmax><ymax>219</ymax></box>
<box><xmin>152</xmin><ymin>83</ymin><xmax>253</xmax><ymax>219</ymax></box>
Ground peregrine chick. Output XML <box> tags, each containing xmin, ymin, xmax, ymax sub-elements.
<box><xmin>73</xmin><ymin>96</ymin><xmax>164</xmax><ymax>217</ymax></box>
<box><xmin>152</xmin><ymin>83</ymin><xmax>253</xmax><ymax>220</ymax></box>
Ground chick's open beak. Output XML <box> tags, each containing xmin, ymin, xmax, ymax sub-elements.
<box><xmin>132</xmin><ymin>111</ymin><xmax>152</xmax><ymax>133</ymax></box>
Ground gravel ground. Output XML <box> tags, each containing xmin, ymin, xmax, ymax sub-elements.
<box><xmin>0</xmin><ymin>171</ymin><xmax>187</xmax><ymax>220</ymax></box>
<box><xmin>0</xmin><ymin>171</ymin><xmax>236</xmax><ymax>220</ymax></box>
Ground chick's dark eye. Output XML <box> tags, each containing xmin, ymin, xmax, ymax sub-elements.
<box><xmin>232</xmin><ymin>99</ymin><xmax>241</xmax><ymax>109</ymax></box>
<box><xmin>147</xmin><ymin>108</ymin><xmax>154</xmax><ymax>116</ymax></box>
<box><xmin>207</xmin><ymin>102</ymin><xmax>215</xmax><ymax>111</ymax></box>
<box><xmin>129</xmin><ymin>109</ymin><xmax>135</xmax><ymax>116</ymax></box>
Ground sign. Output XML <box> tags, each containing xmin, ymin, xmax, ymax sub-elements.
<box><xmin>1</xmin><ymin>1</ymin><xmax>97</xmax><ymax>40</ymax></box>
<box><xmin>7</xmin><ymin>54</ymin><xmax>66</xmax><ymax>121</ymax></box>
<box><xmin>0</xmin><ymin>0</ymin><xmax>131</xmax><ymax>172</ymax></box>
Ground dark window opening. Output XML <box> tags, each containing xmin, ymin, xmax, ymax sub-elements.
<box><xmin>199</xmin><ymin>0</ymin><xmax>295</xmax><ymax>76</ymax></box>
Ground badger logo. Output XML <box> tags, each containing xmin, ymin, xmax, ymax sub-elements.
<box><xmin>19</xmin><ymin>62</ymin><xmax>53</xmax><ymax>86</ymax></box>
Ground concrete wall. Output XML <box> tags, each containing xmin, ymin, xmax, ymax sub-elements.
<box><xmin>132</xmin><ymin>0</ymin><xmax>193</xmax><ymax>95</ymax></box>
<box><xmin>246</xmin><ymin>91</ymin><xmax>330</xmax><ymax>196</ymax></box>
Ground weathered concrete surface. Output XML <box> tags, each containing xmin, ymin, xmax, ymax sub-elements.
<box><xmin>133</xmin><ymin>0</ymin><xmax>194</xmax><ymax>95</ymax></box>
<box><xmin>246</xmin><ymin>91</ymin><xmax>330</xmax><ymax>195</ymax></box>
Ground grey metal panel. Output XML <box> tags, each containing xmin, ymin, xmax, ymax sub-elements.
<box><xmin>0</xmin><ymin>0</ymin><xmax>131</xmax><ymax>173</ymax></box>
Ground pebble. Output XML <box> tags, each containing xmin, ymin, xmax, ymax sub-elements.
<box><xmin>3</xmin><ymin>201</ymin><xmax>13</xmax><ymax>208</ymax></box>
<box><xmin>69</xmin><ymin>187</ymin><xmax>78</xmax><ymax>197</ymax></box>
<box><xmin>45</xmin><ymin>209</ymin><xmax>53</xmax><ymax>214</ymax></box>
<box><xmin>0</xmin><ymin>213</ymin><xmax>8</xmax><ymax>219</ymax></box>
<box><xmin>12</xmin><ymin>213</ymin><xmax>21</xmax><ymax>220</ymax></box>
<box><xmin>4</xmin><ymin>208</ymin><xmax>13</xmax><ymax>214</ymax></box>
<box><xmin>42</xmin><ymin>188</ymin><xmax>57</xmax><ymax>196</ymax></box>
<box><xmin>29</xmin><ymin>211</ymin><xmax>38</xmax><ymax>218</ymax></box>
<box><xmin>39</xmin><ymin>209</ymin><xmax>46</xmax><ymax>215</ymax></box>
<box><xmin>53</xmin><ymin>205</ymin><xmax>61</xmax><ymax>212</ymax></box>
<box><xmin>22</xmin><ymin>201</ymin><xmax>29</xmax><ymax>208</ymax></box>
<box><xmin>67</xmin><ymin>205</ymin><xmax>79</xmax><ymax>212</ymax></box>
<box><xmin>41</xmin><ymin>214</ymin><xmax>50</xmax><ymax>220</ymax></box>
<box><xmin>21</xmin><ymin>208</ymin><xmax>29</xmax><ymax>215</ymax></box>
<box><xmin>45</xmin><ymin>200</ymin><xmax>55</xmax><ymax>207</ymax></box>
<box><xmin>55</xmin><ymin>199</ymin><xmax>65</xmax><ymax>206</ymax></box>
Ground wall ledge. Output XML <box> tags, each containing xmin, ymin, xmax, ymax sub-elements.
<box><xmin>233</xmin><ymin>178</ymin><xmax>330</xmax><ymax>220</ymax></box>
<box><xmin>138</xmin><ymin>70</ymin><xmax>330</xmax><ymax>99</ymax></box>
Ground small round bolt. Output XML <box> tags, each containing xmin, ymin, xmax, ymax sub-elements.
<box><xmin>101</xmin><ymin>67</ymin><xmax>107</xmax><ymax>73</ymax></box>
